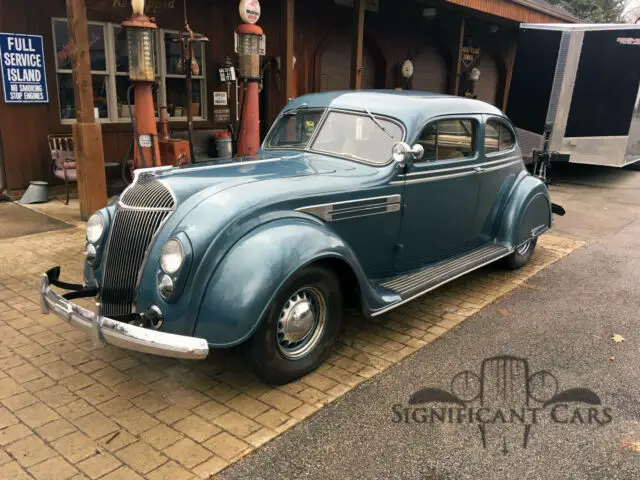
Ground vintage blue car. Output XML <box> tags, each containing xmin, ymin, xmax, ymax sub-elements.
<box><xmin>40</xmin><ymin>91</ymin><xmax>559</xmax><ymax>384</ymax></box>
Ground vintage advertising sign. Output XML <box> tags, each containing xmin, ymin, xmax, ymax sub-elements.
<box><xmin>461</xmin><ymin>45</ymin><xmax>480</xmax><ymax>68</ymax></box>
<box><xmin>0</xmin><ymin>33</ymin><xmax>49</xmax><ymax>103</ymax></box>
<box><xmin>239</xmin><ymin>0</ymin><xmax>261</xmax><ymax>24</ymax></box>
<box><xmin>213</xmin><ymin>91</ymin><xmax>228</xmax><ymax>106</ymax></box>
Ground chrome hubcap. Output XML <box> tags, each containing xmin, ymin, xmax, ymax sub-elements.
<box><xmin>277</xmin><ymin>287</ymin><xmax>326</xmax><ymax>360</ymax></box>
<box><xmin>516</xmin><ymin>240</ymin><xmax>532</xmax><ymax>255</ymax></box>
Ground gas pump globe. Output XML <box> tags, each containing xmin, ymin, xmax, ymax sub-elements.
<box><xmin>123</xmin><ymin>17</ymin><xmax>156</xmax><ymax>82</ymax></box>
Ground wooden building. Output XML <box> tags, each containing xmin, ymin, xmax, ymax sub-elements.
<box><xmin>0</xmin><ymin>0</ymin><xmax>575</xmax><ymax>192</ymax></box>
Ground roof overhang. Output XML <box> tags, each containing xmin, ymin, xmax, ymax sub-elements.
<box><xmin>446</xmin><ymin>0</ymin><xmax>579</xmax><ymax>24</ymax></box>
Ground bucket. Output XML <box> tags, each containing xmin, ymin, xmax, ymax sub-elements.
<box><xmin>20</xmin><ymin>181</ymin><xmax>49</xmax><ymax>204</ymax></box>
<box><xmin>215</xmin><ymin>132</ymin><xmax>233</xmax><ymax>159</ymax></box>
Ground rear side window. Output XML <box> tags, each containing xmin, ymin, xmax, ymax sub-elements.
<box><xmin>485</xmin><ymin>120</ymin><xmax>515</xmax><ymax>154</ymax></box>
<box><xmin>417</xmin><ymin>119</ymin><xmax>476</xmax><ymax>161</ymax></box>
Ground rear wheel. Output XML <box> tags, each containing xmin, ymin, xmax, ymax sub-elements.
<box><xmin>505</xmin><ymin>238</ymin><xmax>537</xmax><ymax>270</ymax></box>
<box><xmin>245</xmin><ymin>265</ymin><xmax>343</xmax><ymax>385</ymax></box>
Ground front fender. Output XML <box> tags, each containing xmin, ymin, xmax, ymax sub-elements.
<box><xmin>497</xmin><ymin>173</ymin><xmax>552</xmax><ymax>247</ymax></box>
<box><xmin>193</xmin><ymin>217</ymin><xmax>396</xmax><ymax>347</ymax></box>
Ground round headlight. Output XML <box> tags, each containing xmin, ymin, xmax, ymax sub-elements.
<box><xmin>86</xmin><ymin>213</ymin><xmax>105</xmax><ymax>243</ymax></box>
<box><xmin>160</xmin><ymin>239</ymin><xmax>184</xmax><ymax>274</ymax></box>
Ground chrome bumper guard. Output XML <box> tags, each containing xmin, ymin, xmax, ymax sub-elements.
<box><xmin>40</xmin><ymin>267</ymin><xmax>209</xmax><ymax>360</ymax></box>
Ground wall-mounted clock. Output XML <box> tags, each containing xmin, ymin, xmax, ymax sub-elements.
<box><xmin>401</xmin><ymin>59</ymin><xmax>414</xmax><ymax>79</ymax></box>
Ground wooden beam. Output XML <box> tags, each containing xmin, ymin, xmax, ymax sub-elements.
<box><xmin>66</xmin><ymin>0</ymin><xmax>107</xmax><ymax>219</ymax></box>
<box><xmin>350</xmin><ymin>0</ymin><xmax>365</xmax><ymax>90</ymax></box>
<box><xmin>453</xmin><ymin>18</ymin><xmax>465</xmax><ymax>96</ymax></box>
<box><xmin>502</xmin><ymin>41</ymin><xmax>518</xmax><ymax>111</ymax></box>
<box><xmin>283</xmin><ymin>0</ymin><xmax>295</xmax><ymax>105</ymax></box>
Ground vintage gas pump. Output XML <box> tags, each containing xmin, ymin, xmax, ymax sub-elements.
<box><xmin>121</xmin><ymin>0</ymin><xmax>193</xmax><ymax>172</ymax></box>
<box><xmin>235</xmin><ymin>0</ymin><xmax>265</xmax><ymax>156</ymax></box>
<box><xmin>122</xmin><ymin>1</ymin><xmax>161</xmax><ymax>168</ymax></box>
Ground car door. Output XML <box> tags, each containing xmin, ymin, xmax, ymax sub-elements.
<box><xmin>395</xmin><ymin>116</ymin><xmax>482</xmax><ymax>272</ymax></box>
<box><xmin>470</xmin><ymin>116</ymin><xmax>523</xmax><ymax>248</ymax></box>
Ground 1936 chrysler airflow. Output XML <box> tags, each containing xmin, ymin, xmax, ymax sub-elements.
<box><xmin>41</xmin><ymin>91</ymin><xmax>560</xmax><ymax>384</ymax></box>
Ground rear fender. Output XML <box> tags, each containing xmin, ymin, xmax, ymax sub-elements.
<box><xmin>497</xmin><ymin>174</ymin><xmax>552</xmax><ymax>247</ymax></box>
<box><xmin>194</xmin><ymin>217</ymin><xmax>399</xmax><ymax>347</ymax></box>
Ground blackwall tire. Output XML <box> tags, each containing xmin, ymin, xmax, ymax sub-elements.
<box><xmin>505</xmin><ymin>238</ymin><xmax>537</xmax><ymax>270</ymax></box>
<box><xmin>245</xmin><ymin>265</ymin><xmax>343</xmax><ymax>385</ymax></box>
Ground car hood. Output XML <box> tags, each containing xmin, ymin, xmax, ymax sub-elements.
<box><xmin>150</xmin><ymin>150</ymin><xmax>348</xmax><ymax>204</ymax></box>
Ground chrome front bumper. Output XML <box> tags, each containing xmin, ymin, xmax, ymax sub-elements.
<box><xmin>40</xmin><ymin>269</ymin><xmax>209</xmax><ymax>360</ymax></box>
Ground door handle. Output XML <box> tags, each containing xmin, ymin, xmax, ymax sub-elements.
<box><xmin>474</xmin><ymin>166</ymin><xmax>484</xmax><ymax>173</ymax></box>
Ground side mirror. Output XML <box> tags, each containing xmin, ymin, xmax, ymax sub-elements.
<box><xmin>392</xmin><ymin>142</ymin><xmax>424</xmax><ymax>167</ymax></box>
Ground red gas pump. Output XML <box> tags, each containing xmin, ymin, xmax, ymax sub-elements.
<box><xmin>121</xmin><ymin>0</ymin><xmax>193</xmax><ymax>172</ymax></box>
<box><xmin>235</xmin><ymin>0</ymin><xmax>265</xmax><ymax>156</ymax></box>
<box><xmin>122</xmin><ymin>5</ymin><xmax>161</xmax><ymax>168</ymax></box>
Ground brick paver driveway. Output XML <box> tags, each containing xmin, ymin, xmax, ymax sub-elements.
<box><xmin>0</xmin><ymin>218</ymin><xmax>583</xmax><ymax>479</ymax></box>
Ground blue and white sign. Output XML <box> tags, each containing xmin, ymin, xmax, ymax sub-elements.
<box><xmin>0</xmin><ymin>33</ymin><xmax>49</xmax><ymax>104</ymax></box>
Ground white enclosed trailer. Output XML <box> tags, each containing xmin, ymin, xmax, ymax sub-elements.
<box><xmin>507</xmin><ymin>24</ymin><xmax>640</xmax><ymax>167</ymax></box>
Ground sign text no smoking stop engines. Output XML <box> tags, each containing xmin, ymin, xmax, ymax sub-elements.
<box><xmin>0</xmin><ymin>33</ymin><xmax>49</xmax><ymax>104</ymax></box>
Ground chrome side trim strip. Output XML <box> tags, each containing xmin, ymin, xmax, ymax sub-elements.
<box><xmin>391</xmin><ymin>170</ymin><xmax>476</xmax><ymax>185</ymax></box>
<box><xmin>331</xmin><ymin>203</ymin><xmax>401</xmax><ymax>221</ymax></box>
<box><xmin>296</xmin><ymin>194</ymin><xmax>401</xmax><ymax>222</ymax></box>
<box><xmin>480</xmin><ymin>159</ymin><xmax>523</xmax><ymax>172</ymax></box>
<box><xmin>371</xmin><ymin>247</ymin><xmax>514</xmax><ymax>317</ymax></box>
<box><xmin>403</xmin><ymin>155</ymin><xmax>520</xmax><ymax>177</ymax></box>
<box><xmin>393</xmin><ymin>157</ymin><xmax>522</xmax><ymax>185</ymax></box>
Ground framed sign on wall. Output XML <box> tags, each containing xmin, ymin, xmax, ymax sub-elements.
<box><xmin>0</xmin><ymin>32</ymin><xmax>49</xmax><ymax>103</ymax></box>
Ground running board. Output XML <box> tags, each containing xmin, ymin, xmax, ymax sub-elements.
<box><xmin>374</xmin><ymin>244</ymin><xmax>512</xmax><ymax>314</ymax></box>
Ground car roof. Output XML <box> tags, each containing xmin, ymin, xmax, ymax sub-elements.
<box><xmin>282</xmin><ymin>90</ymin><xmax>505</xmax><ymax>138</ymax></box>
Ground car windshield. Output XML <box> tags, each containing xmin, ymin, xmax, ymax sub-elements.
<box><xmin>264</xmin><ymin>108</ymin><xmax>325</xmax><ymax>149</ymax></box>
<box><xmin>311</xmin><ymin>111</ymin><xmax>403</xmax><ymax>165</ymax></box>
<box><xmin>264</xmin><ymin>108</ymin><xmax>404</xmax><ymax>165</ymax></box>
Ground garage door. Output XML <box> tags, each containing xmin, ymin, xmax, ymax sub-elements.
<box><xmin>320</xmin><ymin>36</ymin><xmax>377</xmax><ymax>91</ymax></box>
<box><xmin>475</xmin><ymin>55</ymin><xmax>499</xmax><ymax>105</ymax></box>
<box><xmin>412</xmin><ymin>46</ymin><xmax>448</xmax><ymax>94</ymax></box>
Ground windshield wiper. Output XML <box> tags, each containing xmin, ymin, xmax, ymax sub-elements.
<box><xmin>364</xmin><ymin>107</ymin><xmax>393</xmax><ymax>139</ymax></box>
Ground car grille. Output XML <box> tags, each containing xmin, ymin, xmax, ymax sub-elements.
<box><xmin>100</xmin><ymin>179</ymin><xmax>175</xmax><ymax>318</ymax></box>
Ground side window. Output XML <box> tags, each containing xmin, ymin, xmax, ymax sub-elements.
<box><xmin>417</xmin><ymin>119</ymin><xmax>476</xmax><ymax>161</ymax></box>
<box><xmin>485</xmin><ymin>120</ymin><xmax>515</xmax><ymax>154</ymax></box>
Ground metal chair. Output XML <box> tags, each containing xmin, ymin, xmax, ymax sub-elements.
<box><xmin>48</xmin><ymin>134</ymin><xmax>77</xmax><ymax>204</ymax></box>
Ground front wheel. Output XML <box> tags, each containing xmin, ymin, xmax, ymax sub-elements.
<box><xmin>504</xmin><ymin>238</ymin><xmax>537</xmax><ymax>270</ymax></box>
<box><xmin>245</xmin><ymin>265</ymin><xmax>343</xmax><ymax>385</ymax></box>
